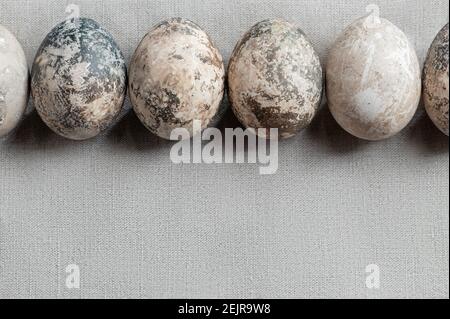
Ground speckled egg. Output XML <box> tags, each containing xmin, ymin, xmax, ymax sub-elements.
<box><xmin>0</xmin><ymin>25</ymin><xmax>29</xmax><ymax>138</ymax></box>
<box><xmin>129</xmin><ymin>18</ymin><xmax>225</xmax><ymax>140</ymax></box>
<box><xmin>31</xmin><ymin>18</ymin><xmax>127</xmax><ymax>140</ymax></box>
<box><xmin>326</xmin><ymin>15</ymin><xmax>421</xmax><ymax>141</ymax></box>
<box><xmin>423</xmin><ymin>23</ymin><xmax>449</xmax><ymax>136</ymax></box>
<box><xmin>228</xmin><ymin>19</ymin><xmax>323</xmax><ymax>140</ymax></box>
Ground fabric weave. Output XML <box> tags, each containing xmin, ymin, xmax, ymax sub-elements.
<box><xmin>0</xmin><ymin>0</ymin><xmax>448</xmax><ymax>299</ymax></box>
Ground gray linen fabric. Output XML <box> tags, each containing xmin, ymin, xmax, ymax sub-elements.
<box><xmin>0</xmin><ymin>0</ymin><xmax>448</xmax><ymax>299</ymax></box>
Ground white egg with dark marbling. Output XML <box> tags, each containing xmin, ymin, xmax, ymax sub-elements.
<box><xmin>129</xmin><ymin>18</ymin><xmax>225</xmax><ymax>140</ymax></box>
<box><xmin>0</xmin><ymin>25</ymin><xmax>29</xmax><ymax>138</ymax></box>
<box><xmin>326</xmin><ymin>14</ymin><xmax>421</xmax><ymax>141</ymax></box>
<box><xmin>228</xmin><ymin>19</ymin><xmax>323</xmax><ymax>139</ymax></box>
<box><xmin>423</xmin><ymin>23</ymin><xmax>449</xmax><ymax>136</ymax></box>
<box><xmin>31</xmin><ymin>18</ymin><xmax>127</xmax><ymax>140</ymax></box>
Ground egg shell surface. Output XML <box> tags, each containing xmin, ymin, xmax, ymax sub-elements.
<box><xmin>423</xmin><ymin>23</ymin><xmax>449</xmax><ymax>136</ymax></box>
<box><xmin>31</xmin><ymin>18</ymin><xmax>127</xmax><ymax>140</ymax></box>
<box><xmin>228</xmin><ymin>19</ymin><xmax>323</xmax><ymax>139</ymax></box>
<box><xmin>326</xmin><ymin>15</ymin><xmax>421</xmax><ymax>141</ymax></box>
<box><xmin>0</xmin><ymin>25</ymin><xmax>29</xmax><ymax>138</ymax></box>
<box><xmin>129</xmin><ymin>18</ymin><xmax>225</xmax><ymax>140</ymax></box>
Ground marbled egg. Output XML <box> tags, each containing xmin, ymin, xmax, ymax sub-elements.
<box><xmin>31</xmin><ymin>18</ymin><xmax>127</xmax><ymax>140</ymax></box>
<box><xmin>326</xmin><ymin>15</ymin><xmax>421</xmax><ymax>141</ymax></box>
<box><xmin>423</xmin><ymin>23</ymin><xmax>449</xmax><ymax>136</ymax></box>
<box><xmin>228</xmin><ymin>19</ymin><xmax>323</xmax><ymax>139</ymax></box>
<box><xmin>129</xmin><ymin>18</ymin><xmax>225</xmax><ymax>140</ymax></box>
<box><xmin>0</xmin><ymin>25</ymin><xmax>29</xmax><ymax>138</ymax></box>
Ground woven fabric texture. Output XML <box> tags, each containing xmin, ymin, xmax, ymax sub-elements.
<box><xmin>0</xmin><ymin>0</ymin><xmax>449</xmax><ymax>299</ymax></box>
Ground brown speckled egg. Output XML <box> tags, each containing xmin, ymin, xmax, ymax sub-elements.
<box><xmin>129</xmin><ymin>18</ymin><xmax>225</xmax><ymax>140</ymax></box>
<box><xmin>0</xmin><ymin>25</ymin><xmax>29</xmax><ymax>138</ymax></box>
<box><xmin>326</xmin><ymin>15</ymin><xmax>421</xmax><ymax>141</ymax></box>
<box><xmin>423</xmin><ymin>23</ymin><xmax>449</xmax><ymax>136</ymax></box>
<box><xmin>228</xmin><ymin>19</ymin><xmax>323</xmax><ymax>139</ymax></box>
<box><xmin>31</xmin><ymin>18</ymin><xmax>127</xmax><ymax>140</ymax></box>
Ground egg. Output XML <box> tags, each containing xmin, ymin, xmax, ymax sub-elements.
<box><xmin>31</xmin><ymin>18</ymin><xmax>127</xmax><ymax>140</ymax></box>
<box><xmin>326</xmin><ymin>15</ymin><xmax>421</xmax><ymax>141</ymax></box>
<box><xmin>423</xmin><ymin>23</ymin><xmax>449</xmax><ymax>136</ymax></box>
<box><xmin>0</xmin><ymin>25</ymin><xmax>29</xmax><ymax>138</ymax></box>
<box><xmin>228</xmin><ymin>19</ymin><xmax>323</xmax><ymax>139</ymax></box>
<box><xmin>129</xmin><ymin>18</ymin><xmax>225</xmax><ymax>140</ymax></box>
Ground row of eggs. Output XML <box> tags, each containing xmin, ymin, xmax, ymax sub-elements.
<box><xmin>0</xmin><ymin>16</ymin><xmax>448</xmax><ymax>141</ymax></box>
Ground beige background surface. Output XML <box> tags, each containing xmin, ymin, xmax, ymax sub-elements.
<box><xmin>0</xmin><ymin>0</ymin><xmax>449</xmax><ymax>299</ymax></box>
